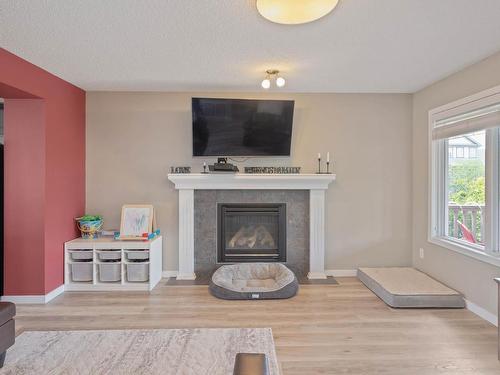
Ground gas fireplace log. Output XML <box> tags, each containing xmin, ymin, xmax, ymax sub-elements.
<box><xmin>228</xmin><ymin>225</ymin><xmax>276</xmax><ymax>249</ymax></box>
<box><xmin>255</xmin><ymin>225</ymin><xmax>276</xmax><ymax>248</ymax></box>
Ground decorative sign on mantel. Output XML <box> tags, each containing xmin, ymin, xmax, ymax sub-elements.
<box><xmin>244</xmin><ymin>167</ymin><xmax>301</xmax><ymax>174</ymax></box>
<box><xmin>170</xmin><ymin>166</ymin><xmax>191</xmax><ymax>174</ymax></box>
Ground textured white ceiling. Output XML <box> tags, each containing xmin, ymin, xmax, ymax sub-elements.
<box><xmin>1</xmin><ymin>0</ymin><xmax>500</xmax><ymax>93</ymax></box>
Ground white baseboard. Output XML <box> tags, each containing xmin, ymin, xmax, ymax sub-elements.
<box><xmin>176</xmin><ymin>273</ymin><xmax>197</xmax><ymax>280</ymax></box>
<box><xmin>162</xmin><ymin>271</ymin><xmax>179</xmax><ymax>278</ymax></box>
<box><xmin>45</xmin><ymin>285</ymin><xmax>65</xmax><ymax>302</ymax></box>
<box><xmin>1</xmin><ymin>284</ymin><xmax>65</xmax><ymax>304</ymax></box>
<box><xmin>326</xmin><ymin>269</ymin><xmax>357</xmax><ymax>277</ymax></box>
<box><xmin>465</xmin><ymin>299</ymin><xmax>498</xmax><ymax>327</ymax></box>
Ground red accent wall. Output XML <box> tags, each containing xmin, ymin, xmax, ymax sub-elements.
<box><xmin>4</xmin><ymin>100</ymin><xmax>46</xmax><ymax>294</ymax></box>
<box><xmin>0</xmin><ymin>48</ymin><xmax>85</xmax><ymax>295</ymax></box>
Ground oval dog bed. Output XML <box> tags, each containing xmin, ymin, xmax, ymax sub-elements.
<box><xmin>209</xmin><ymin>263</ymin><xmax>299</xmax><ymax>300</ymax></box>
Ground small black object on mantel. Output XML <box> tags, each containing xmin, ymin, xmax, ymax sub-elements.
<box><xmin>209</xmin><ymin>164</ymin><xmax>239</xmax><ymax>173</ymax></box>
<box><xmin>210</xmin><ymin>157</ymin><xmax>239</xmax><ymax>172</ymax></box>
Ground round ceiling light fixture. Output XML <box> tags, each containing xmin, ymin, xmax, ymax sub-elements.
<box><xmin>261</xmin><ymin>77</ymin><xmax>271</xmax><ymax>89</ymax></box>
<box><xmin>256</xmin><ymin>0</ymin><xmax>339</xmax><ymax>25</ymax></box>
<box><xmin>261</xmin><ymin>69</ymin><xmax>285</xmax><ymax>89</ymax></box>
<box><xmin>275</xmin><ymin>76</ymin><xmax>286</xmax><ymax>87</ymax></box>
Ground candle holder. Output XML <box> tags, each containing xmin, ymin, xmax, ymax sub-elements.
<box><xmin>317</xmin><ymin>157</ymin><xmax>321</xmax><ymax>174</ymax></box>
<box><xmin>202</xmin><ymin>164</ymin><xmax>208</xmax><ymax>173</ymax></box>
<box><xmin>326</xmin><ymin>161</ymin><xmax>330</xmax><ymax>174</ymax></box>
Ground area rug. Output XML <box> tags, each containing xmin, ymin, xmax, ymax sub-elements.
<box><xmin>1</xmin><ymin>328</ymin><xmax>279</xmax><ymax>375</ymax></box>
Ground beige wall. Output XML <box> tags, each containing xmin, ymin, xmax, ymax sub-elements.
<box><xmin>86</xmin><ymin>92</ymin><xmax>413</xmax><ymax>272</ymax></box>
<box><xmin>412</xmin><ymin>51</ymin><xmax>500</xmax><ymax>316</ymax></box>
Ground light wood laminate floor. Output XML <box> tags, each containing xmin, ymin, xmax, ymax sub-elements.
<box><xmin>13</xmin><ymin>277</ymin><xmax>500</xmax><ymax>374</ymax></box>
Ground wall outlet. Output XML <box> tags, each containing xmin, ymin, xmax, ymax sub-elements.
<box><xmin>419</xmin><ymin>248</ymin><xmax>425</xmax><ymax>259</ymax></box>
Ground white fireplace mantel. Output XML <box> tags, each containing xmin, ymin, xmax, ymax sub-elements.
<box><xmin>168</xmin><ymin>173</ymin><xmax>336</xmax><ymax>280</ymax></box>
<box><xmin>168</xmin><ymin>173</ymin><xmax>335</xmax><ymax>190</ymax></box>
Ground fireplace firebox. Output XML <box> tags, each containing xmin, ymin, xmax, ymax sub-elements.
<box><xmin>217</xmin><ymin>203</ymin><xmax>286</xmax><ymax>263</ymax></box>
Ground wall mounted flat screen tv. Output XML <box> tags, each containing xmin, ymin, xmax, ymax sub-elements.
<box><xmin>192</xmin><ymin>98</ymin><xmax>294</xmax><ymax>156</ymax></box>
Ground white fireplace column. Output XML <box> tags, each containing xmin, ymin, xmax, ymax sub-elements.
<box><xmin>168</xmin><ymin>173</ymin><xmax>335</xmax><ymax>280</ymax></box>
<box><xmin>177</xmin><ymin>189</ymin><xmax>196</xmax><ymax>280</ymax></box>
<box><xmin>308</xmin><ymin>189</ymin><xmax>327</xmax><ymax>279</ymax></box>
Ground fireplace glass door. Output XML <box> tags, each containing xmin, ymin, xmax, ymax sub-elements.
<box><xmin>217</xmin><ymin>204</ymin><xmax>286</xmax><ymax>263</ymax></box>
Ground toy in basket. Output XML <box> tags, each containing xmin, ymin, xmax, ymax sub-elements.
<box><xmin>75</xmin><ymin>215</ymin><xmax>103</xmax><ymax>239</ymax></box>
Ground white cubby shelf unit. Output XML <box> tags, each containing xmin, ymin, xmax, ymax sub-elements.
<box><xmin>64</xmin><ymin>236</ymin><xmax>163</xmax><ymax>291</ymax></box>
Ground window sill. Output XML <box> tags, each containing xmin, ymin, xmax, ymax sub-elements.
<box><xmin>429</xmin><ymin>236</ymin><xmax>500</xmax><ymax>268</ymax></box>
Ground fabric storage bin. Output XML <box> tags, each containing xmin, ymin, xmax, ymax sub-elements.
<box><xmin>127</xmin><ymin>263</ymin><xmax>149</xmax><ymax>282</ymax></box>
<box><xmin>71</xmin><ymin>262</ymin><xmax>93</xmax><ymax>282</ymax></box>
<box><xmin>98</xmin><ymin>262</ymin><xmax>121</xmax><ymax>282</ymax></box>
<box><xmin>126</xmin><ymin>251</ymin><xmax>149</xmax><ymax>261</ymax></box>
<box><xmin>69</xmin><ymin>250</ymin><xmax>93</xmax><ymax>261</ymax></box>
<box><xmin>98</xmin><ymin>250</ymin><xmax>121</xmax><ymax>261</ymax></box>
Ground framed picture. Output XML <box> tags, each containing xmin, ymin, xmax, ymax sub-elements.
<box><xmin>119</xmin><ymin>205</ymin><xmax>154</xmax><ymax>240</ymax></box>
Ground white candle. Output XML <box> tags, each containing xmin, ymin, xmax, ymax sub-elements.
<box><xmin>327</xmin><ymin>152</ymin><xmax>330</xmax><ymax>162</ymax></box>
<box><xmin>203</xmin><ymin>162</ymin><xmax>207</xmax><ymax>167</ymax></box>
<box><xmin>318</xmin><ymin>153</ymin><xmax>321</xmax><ymax>159</ymax></box>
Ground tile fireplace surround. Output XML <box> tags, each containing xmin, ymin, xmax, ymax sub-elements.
<box><xmin>167</xmin><ymin>174</ymin><xmax>336</xmax><ymax>280</ymax></box>
<box><xmin>197</xmin><ymin>191</ymin><xmax>305</xmax><ymax>278</ymax></box>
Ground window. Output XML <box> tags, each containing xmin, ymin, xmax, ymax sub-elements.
<box><xmin>430</xmin><ymin>87</ymin><xmax>500</xmax><ymax>266</ymax></box>
<box><xmin>463</xmin><ymin>147</ymin><xmax>469</xmax><ymax>159</ymax></box>
<box><xmin>447</xmin><ymin>130</ymin><xmax>485</xmax><ymax>247</ymax></box>
<box><xmin>451</xmin><ymin>147</ymin><xmax>456</xmax><ymax>158</ymax></box>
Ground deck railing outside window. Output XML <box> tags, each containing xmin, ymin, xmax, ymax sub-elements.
<box><xmin>448</xmin><ymin>204</ymin><xmax>484</xmax><ymax>244</ymax></box>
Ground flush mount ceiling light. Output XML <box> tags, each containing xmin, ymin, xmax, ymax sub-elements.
<box><xmin>256</xmin><ymin>0</ymin><xmax>339</xmax><ymax>25</ymax></box>
<box><xmin>261</xmin><ymin>69</ymin><xmax>286</xmax><ymax>89</ymax></box>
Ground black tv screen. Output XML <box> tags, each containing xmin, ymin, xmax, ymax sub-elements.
<box><xmin>192</xmin><ymin>98</ymin><xmax>294</xmax><ymax>156</ymax></box>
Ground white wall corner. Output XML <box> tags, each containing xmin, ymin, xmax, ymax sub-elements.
<box><xmin>1</xmin><ymin>284</ymin><xmax>64</xmax><ymax>304</ymax></box>
<box><xmin>465</xmin><ymin>299</ymin><xmax>498</xmax><ymax>327</ymax></box>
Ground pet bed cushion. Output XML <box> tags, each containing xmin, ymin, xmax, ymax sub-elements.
<box><xmin>357</xmin><ymin>267</ymin><xmax>465</xmax><ymax>308</ymax></box>
<box><xmin>210</xmin><ymin>263</ymin><xmax>298</xmax><ymax>300</ymax></box>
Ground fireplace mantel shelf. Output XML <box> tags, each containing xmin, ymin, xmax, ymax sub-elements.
<box><xmin>168</xmin><ymin>173</ymin><xmax>336</xmax><ymax>190</ymax></box>
<box><xmin>168</xmin><ymin>173</ymin><xmax>336</xmax><ymax>281</ymax></box>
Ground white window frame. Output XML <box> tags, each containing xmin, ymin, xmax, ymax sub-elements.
<box><xmin>429</xmin><ymin>84</ymin><xmax>500</xmax><ymax>267</ymax></box>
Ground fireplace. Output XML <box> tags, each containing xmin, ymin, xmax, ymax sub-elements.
<box><xmin>217</xmin><ymin>203</ymin><xmax>286</xmax><ymax>263</ymax></box>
